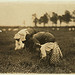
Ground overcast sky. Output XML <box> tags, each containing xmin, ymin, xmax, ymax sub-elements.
<box><xmin>0</xmin><ymin>1</ymin><xmax>75</xmax><ymax>26</ymax></box>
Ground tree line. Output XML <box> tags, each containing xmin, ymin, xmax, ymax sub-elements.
<box><xmin>32</xmin><ymin>10</ymin><xmax>75</xmax><ymax>27</ymax></box>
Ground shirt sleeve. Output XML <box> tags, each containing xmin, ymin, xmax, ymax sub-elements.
<box><xmin>40</xmin><ymin>45</ymin><xmax>46</xmax><ymax>58</ymax></box>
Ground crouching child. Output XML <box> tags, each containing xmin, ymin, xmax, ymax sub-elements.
<box><xmin>40</xmin><ymin>42</ymin><xmax>63</xmax><ymax>65</ymax></box>
<box><xmin>14</xmin><ymin>28</ymin><xmax>36</xmax><ymax>50</ymax></box>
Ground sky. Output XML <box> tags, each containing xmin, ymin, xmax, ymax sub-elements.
<box><xmin>0</xmin><ymin>0</ymin><xmax>75</xmax><ymax>26</ymax></box>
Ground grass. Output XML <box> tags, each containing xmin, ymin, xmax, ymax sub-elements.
<box><xmin>0</xmin><ymin>27</ymin><xmax>75</xmax><ymax>73</ymax></box>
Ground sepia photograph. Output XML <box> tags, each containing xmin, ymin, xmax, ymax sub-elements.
<box><xmin>0</xmin><ymin>0</ymin><xmax>75</xmax><ymax>74</ymax></box>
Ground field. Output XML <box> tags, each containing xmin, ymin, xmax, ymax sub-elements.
<box><xmin>0</xmin><ymin>27</ymin><xmax>75</xmax><ymax>73</ymax></box>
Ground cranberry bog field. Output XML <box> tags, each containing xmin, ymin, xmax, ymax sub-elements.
<box><xmin>0</xmin><ymin>27</ymin><xmax>75</xmax><ymax>73</ymax></box>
